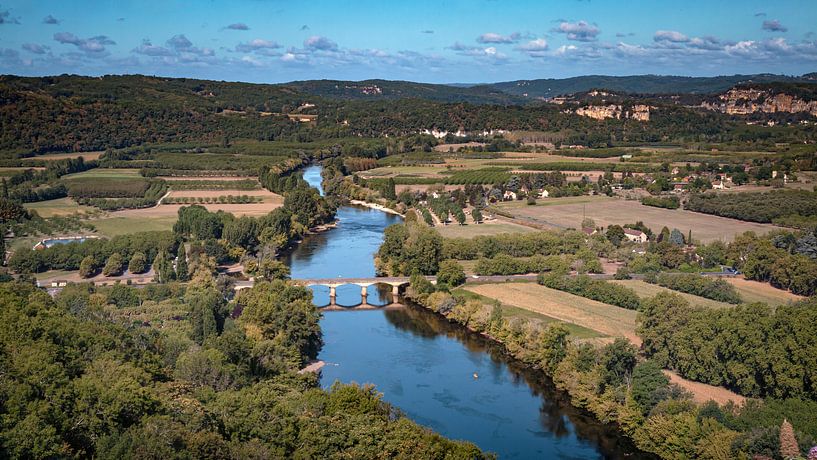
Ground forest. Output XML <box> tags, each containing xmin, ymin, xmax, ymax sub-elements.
<box><xmin>685</xmin><ymin>190</ymin><xmax>817</xmax><ymax>223</ymax></box>
<box><xmin>0</xmin><ymin>280</ymin><xmax>486</xmax><ymax>458</ymax></box>
<box><xmin>3</xmin><ymin>74</ymin><xmax>816</xmax><ymax>155</ymax></box>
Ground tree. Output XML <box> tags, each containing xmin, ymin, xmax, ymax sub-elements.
<box><xmin>153</xmin><ymin>250</ymin><xmax>174</xmax><ymax>283</ymax></box>
<box><xmin>779</xmin><ymin>419</ymin><xmax>800</xmax><ymax>459</ymax></box>
<box><xmin>581</xmin><ymin>217</ymin><xmax>596</xmax><ymax>230</ymax></box>
<box><xmin>471</xmin><ymin>209</ymin><xmax>482</xmax><ymax>224</ymax></box>
<box><xmin>600</xmin><ymin>338</ymin><xmax>637</xmax><ymax>388</ymax></box>
<box><xmin>404</xmin><ymin>226</ymin><xmax>443</xmax><ymax>275</ymax></box>
<box><xmin>223</xmin><ymin>216</ymin><xmax>258</xmax><ymax>250</ymax></box>
<box><xmin>176</xmin><ymin>245</ymin><xmax>189</xmax><ymax>282</ymax></box>
<box><xmin>669</xmin><ymin>228</ymin><xmax>685</xmax><ymax>246</ymax></box>
<box><xmin>255</xmin><ymin>259</ymin><xmax>290</xmax><ymax>280</ymax></box>
<box><xmin>657</xmin><ymin>226</ymin><xmax>671</xmax><ymax>243</ymax></box>
<box><xmin>631</xmin><ymin>360</ymin><xmax>670</xmax><ymax>415</ymax></box>
<box><xmin>454</xmin><ymin>207</ymin><xmax>466</xmax><ymax>225</ymax></box>
<box><xmin>437</xmin><ymin>260</ymin><xmax>465</xmax><ymax>287</ymax></box>
<box><xmin>102</xmin><ymin>253</ymin><xmax>124</xmax><ymax>277</ymax></box>
<box><xmin>606</xmin><ymin>225</ymin><xmax>626</xmax><ymax>247</ymax></box>
<box><xmin>79</xmin><ymin>256</ymin><xmax>96</xmax><ymax>278</ymax></box>
<box><xmin>128</xmin><ymin>252</ymin><xmax>147</xmax><ymax>274</ymax></box>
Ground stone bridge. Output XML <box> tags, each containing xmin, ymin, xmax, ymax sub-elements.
<box><xmin>235</xmin><ymin>276</ymin><xmax>436</xmax><ymax>309</ymax></box>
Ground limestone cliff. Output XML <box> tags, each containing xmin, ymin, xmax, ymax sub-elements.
<box><xmin>574</xmin><ymin>104</ymin><xmax>651</xmax><ymax>121</ymax></box>
<box><xmin>703</xmin><ymin>87</ymin><xmax>817</xmax><ymax>116</ymax></box>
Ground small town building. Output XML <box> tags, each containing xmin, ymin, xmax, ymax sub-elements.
<box><xmin>539</xmin><ymin>189</ymin><xmax>550</xmax><ymax>198</ymax></box>
<box><xmin>623</xmin><ymin>228</ymin><xmax>648</xmax><ymax>243</ymax></box>
<box><xmin>503</xmin><ymin>190</ymin><xmax>517</xmax><ymax>201</ymax></box>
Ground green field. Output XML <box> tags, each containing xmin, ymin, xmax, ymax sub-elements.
<box><xmin>24</xmin><ymin>197</ymin><xmax>95</xmax><ymax>217</ymax></box>
<box><xmin>61</xmin><ymin>168</ymin><xmax>143</xmax><ymax>180</ymax></box>
<box><xmin>496</xmin><ymin>195</ymin><xmax>613</xmax><ymax>209</ymax></box>
<box><xmin>433</xmin><ymin>221</ymin><xmax>535</xmax><ymax>238</ymax></box>
<box><xmin>91</xmin><ymin>216</ymin><xmax>176</xmax><ymax>236</ymax></box>
<box><xmin>453</xmin><ymin>288</ymin><xmax>601</xmax><ymax>339</ymax></box>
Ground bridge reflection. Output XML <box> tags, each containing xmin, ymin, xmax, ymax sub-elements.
<box><xmin>309</xmin><ymin>282</ymin><xmax>404</xmax><ymax>309</ymax></box>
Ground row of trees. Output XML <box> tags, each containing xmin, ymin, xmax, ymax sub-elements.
<box><xmin>538</xmin><ymin>273</ymin><xmax>642</xmax><ymax>310</ymax></box>
<box><xmin>8</xmin><ymin>231</ymin><xmax>178</xmax><ymax>274</ymax></box>
<box><xmin>649</xmin><ymin>272</ymin><xmax>743</xmax><ymax>304</ymax></box>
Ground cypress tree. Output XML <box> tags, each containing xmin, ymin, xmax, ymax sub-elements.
<box><xmin>176</xmin><ymin>244</ymin><xmax>190</xmax><ymax>281</ymax></box>
<box><xmin>779</xmin><ymin>419</ymin><xmax>800</xmax><ymax>459</ymax></box>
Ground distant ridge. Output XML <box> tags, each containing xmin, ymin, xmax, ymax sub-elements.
<box><xmin>279</xmin><ymin>74</ymin><xmax>816</xmax><ymax>103</ymax></box>
<box><xmin>478</xmin><ymin>73</ymin><xmax>816</xmax><ymax>98</ymax></box>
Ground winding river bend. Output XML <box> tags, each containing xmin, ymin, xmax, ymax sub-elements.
<box><xmin>285</xmin><ymin>166</ymin><xmax>650</xmax><ymax>459</ymax></box>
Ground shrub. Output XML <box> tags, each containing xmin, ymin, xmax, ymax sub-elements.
<box><xmin>437</xmin><ymin>260</ymin><xmax>466</xmax><ymax>287</ymax></box>
<box><xmin>651</xmin><ymin>273</ymin><xmax>742</xmax><ymax>304</ymax></box>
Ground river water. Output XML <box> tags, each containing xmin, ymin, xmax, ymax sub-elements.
<box><xmin>285</xmin><ymin>165</ymin><xmax>649</xmax><ymax>459</ymax></box>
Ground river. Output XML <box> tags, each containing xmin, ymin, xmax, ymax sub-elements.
<box><xmin>285</xmin><ymin>165</ymin><xmax>649</xmax><ymax>459</ymax></box>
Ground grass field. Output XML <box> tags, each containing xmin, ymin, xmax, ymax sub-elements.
<box><xmin>24</xmin><ymin>151</ymin><xmax>104</xmax><ymax>162</ymax></box>
<box><xmin>23</xmin><ymin>197</ymin><xmax>94</xmax><ymax>217</ymax></box>
<box><xmin>464</xmin><ymin>282</ymin><xmax>641</xmax><ymax>345</ymax></box>
<box><xmin>90</xmin><ymin>216</ymin><xmax>177</xmax><ymax>236</ymax></box>
<box><xmin>497</xmin><ymin>195</ymin><xmax>607</xmax><ymax>209</ymax></box>
<box><xmin>62</xmin><ymin>168</ymin><xmax>142</xmax><ymax>180</ymax></box>
<box><xmin>610</xmin><ymin>280</ymin><xmax>733</xmax><ymax>309</ymax></box>
<box><xmin>453</xmin><ymin>288</ymin><xmax>601</xmax><ymax>339</ymax></box>
<box><xmin>725</xmin><ymin>277</ymin><xmax>804</xmax><ymax>306</ymax></box>
<box><xmin>499</xmin><ymin>196</ymin><xmax>782</xmax><ymax>242</ymax></box>
<box><xmin>433</xmin><ymin>220</ymin><xmax>535</xmax><ymax>238</ymax></box>
<box><xmin>0</xmin><ymin>166</ymin><xmax>45</xmax><ymax>176</ymax></box>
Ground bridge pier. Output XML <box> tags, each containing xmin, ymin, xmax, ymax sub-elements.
<box><xmin>329</xmin><ymin>286</ymin><xmax>336</xmax><ymax>305</ymax></box>
<box><xmin>391</xmin><ymin>284</ymin><xmax>400</xmax><ymax>298</ymax></box>
<box><xmin>360</xmin><ymin>285</ymin><xmax>368</xmax><ymax>305</ymax></box>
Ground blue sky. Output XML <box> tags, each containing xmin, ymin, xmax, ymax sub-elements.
<box><xmin>1</xmin><ymin>0</ymin><xmax>816</xmax><ymax>83</ymax></box>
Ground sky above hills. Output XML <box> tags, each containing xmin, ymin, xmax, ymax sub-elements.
<box><xmin>1</xmin><ymin>0</ymin><xmax>816</xmax><ymax>83</ymax></box>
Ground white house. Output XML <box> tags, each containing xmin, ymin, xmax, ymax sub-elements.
<box><xmin>503</xmin><ymin>190</ymin><xmax>517</xmax><ymax>201</ymax></box>
<box><xmin>712</xmin><ymin>180</ymin><xmax>725</xmax><ymax>190</ymax></box>
<box><xmin>623</xmin><ymin>228</ymin><xmax>648</xmax><ymax>243</ymax></box>
<box><xmin>539</xmin><ymin>189</ymin><xmax>549</xmax><ymax>198</ymax></box>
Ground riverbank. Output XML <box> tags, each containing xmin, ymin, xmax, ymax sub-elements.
<box><xmin>403</xmin><ymin>286</ymin><xmax>743</xmax><ymax>459</ymax></box>
<box><xmin>348</xmin><ymin>200</ymin><xmax>404</xmax><ymax>216</ymax></box>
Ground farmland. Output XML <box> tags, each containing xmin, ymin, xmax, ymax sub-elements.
<box><xmin>432</xmin><ymin>219</ymin><xmax>535</xmax><ymax>238</ymax></box>
<box><xmin>453</xmin><ymin>288</ymin><xmax>602</xmax><ymax>339</ymax></box>
<box><xmin>463</xmin><ymin>282</ymin><xmax>642</xmax><ymax>345</ymax></box>
<box><xmin>23</xmin><ymin>197</ymin><xmax>95</xmax><ymax>217</ymax></box>
<box><xmin>496</xmin><ymin>196</ymin><xmax>784</xmax><ymax>242</ymax></box>
<box><xmin>725</xmin><ymin>277</ymin><xmax>804</xmax><ymax>306</ymax></box>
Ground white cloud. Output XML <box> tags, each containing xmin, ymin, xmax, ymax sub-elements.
<box><xmin>235</xmin><ymin>39</ymin><xmax>281</xmax><ymax>54</ymax></box>
<box><xmin>304</xmin><ymin>36</ymin><xmax>338</xmax><ymax>52</ymax></box>
<box><xmin>53</xmin><ymin>32</ymin><xmax>115</xmax><ymax>55</ymax></box>
<box><xmin>22</xmin><ymin>43</ymin><xmax>49</xmax><ymax>54</ymax></box>
<box><xmin>553</xmin><ymin>21</ymin><xmax>600</xmax><ymax>42</ymax></box>
<box><xmin>477</xmin><ymin>32</ymin><xmax>522</xmax><ymax>44</ymax></box>
<box><xmin>654</xmin><ymin>30</ymin><xmax>689</xmax><ymax>43</ymax></box>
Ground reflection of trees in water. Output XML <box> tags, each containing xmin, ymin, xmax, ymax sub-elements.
<box><xmin>368</xmin><ymin>283</ymin><xmax>394</xmax><ymax>306</ymax></box>
<box><xmin>383</xmin><ymin>306</ymin><xmax>445</xmax><ymax>339</ymax></box>
<box><xmin>386</xmin><ymin>302</ymin><xmax>655</xmax><ymax>459</ymax></box>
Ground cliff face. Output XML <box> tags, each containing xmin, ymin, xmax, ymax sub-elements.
<box><xmin>574</xmin><ymin>104</ymin><xmax>651</xmax><ymax>121</ymax></box>
<box><xmin>704</xmin><ymin>88</ymin><xmax>817</xmax><ymax>116</ymax></box>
